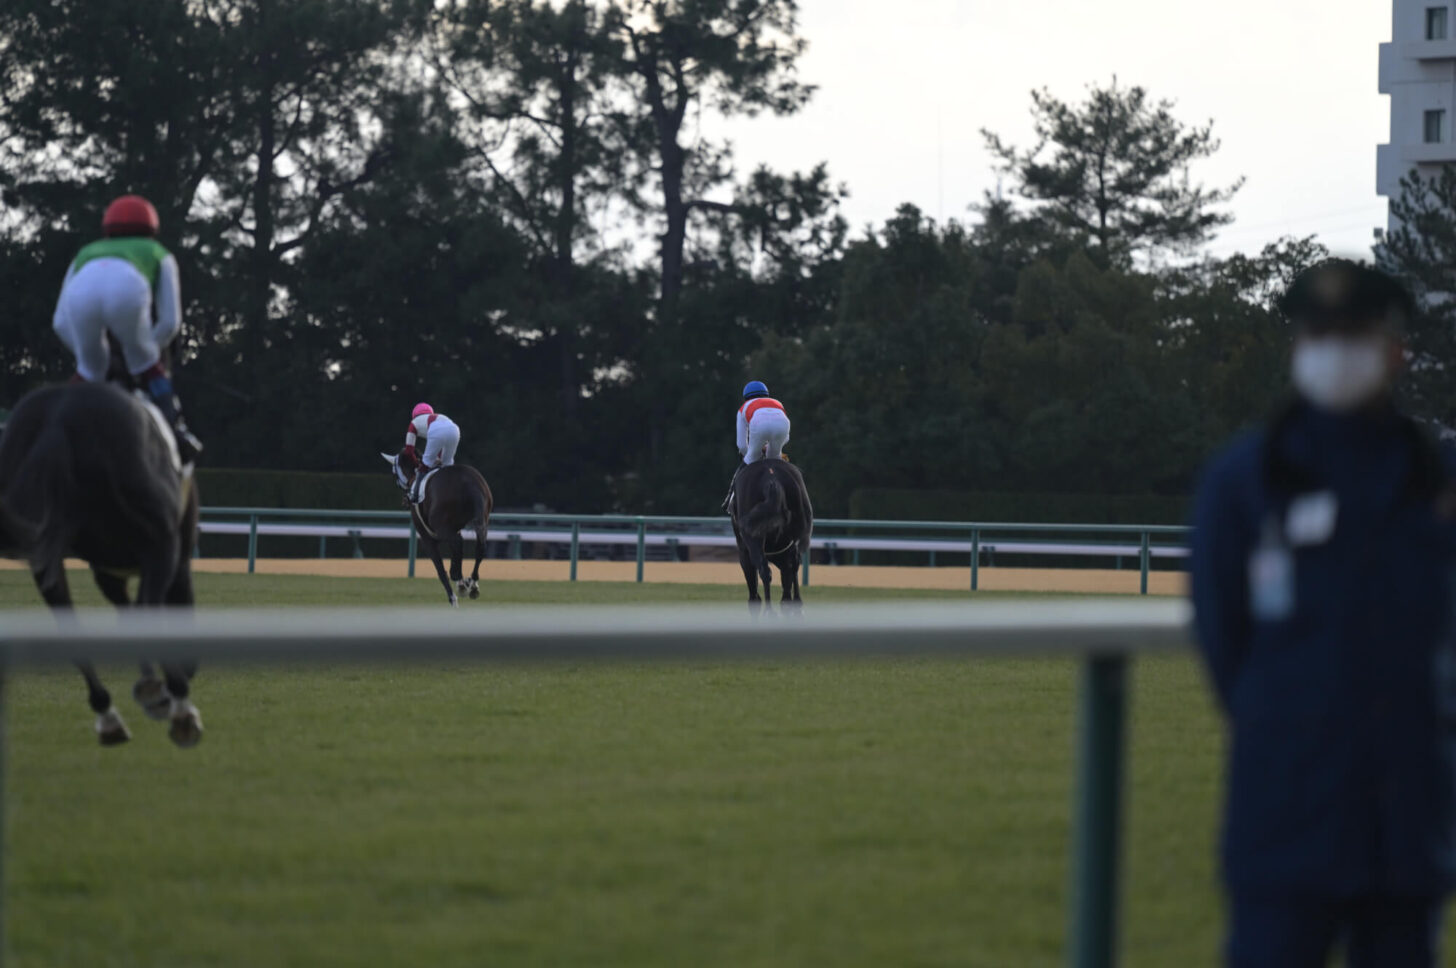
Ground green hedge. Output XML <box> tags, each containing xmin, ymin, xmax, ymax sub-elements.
<box><xmin>195</xmin><ymin>468</ymin><xmax>397</xmax><ymax>510</ymax></box>
<box><xmin>847</xmin><ymin>488</ymin><xmax>1190</xmax><ymax>526</ymax></box>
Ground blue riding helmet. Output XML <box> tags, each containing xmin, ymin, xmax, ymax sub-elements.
<box><xmin>742</xmin><ymin>381</ymin><xmax>769</xmax><ymax>400</ymax></box>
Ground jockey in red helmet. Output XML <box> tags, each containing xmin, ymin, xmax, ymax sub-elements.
<box><xmin>52</xmin><ymin>194</ymin><xmax>202</xmax><ymax>462</ymax></box>
<box><xmin>401</xmin><ymin>402</ymin><xmax>462</xmax><ymax>503</ymax></box>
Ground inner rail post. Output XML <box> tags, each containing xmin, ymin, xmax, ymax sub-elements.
<box><xmin>1067</xmin><ymin>653</ymin><xmax>1129</xmax><ymax>968</ymax></box>
<box><xmin>569</xmin><ymin>522</ymin><xmax>580</xmax><ymax>582</ymax></box>
<box><xmin>970</xmin><ymin>528</ymin><xmax>981</xmax><ymax>591</ymax></box>
<box><xmin>1138</xmin><ymin>532</ymin><xmax>1151</xmax><ymax>596</ymax></box>
<box><xmin>407</xmin><ymin>517</ymin><xmax>417</xmax><ymax>578</ymax></box>
<box><xmin>246</xmin><ymin>514</ymin><xmax>258</xmax><ymax>574</ymax></box>
<box><xmin>635</xmin><ymin>519</ymin><xmax>646</xmax><ymax>583</ymax></box>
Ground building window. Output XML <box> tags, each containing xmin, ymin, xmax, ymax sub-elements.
<box><xmin>1428</xmin><ymin>6</ymin><xmax>1448</xmax><ymax>40</ymax></box>
<box><xmin>1426</xmin><ymin>109</ymin><xmax>1446</xmax><ymax>143</ymax></box>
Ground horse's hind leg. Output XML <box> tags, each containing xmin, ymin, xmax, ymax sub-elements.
<box><xmin>747</xmin><ymin>544</ymin><xmax>773</xmax><ymax>616</ymax></box>
<box><xmin>423</xmin><ymin>538</ymin><xmax>457</xmax><ymax>607</ymax></box>
<box><xmin>134</xmin><ymin>543</ymin><xmax>179</xmax><ymax>606</ymax></box>
<box><xmin>450</xmin><ymin>533</ymin><xmax>467</xmax><ymax>598</ymax></box>
<box><xmin>76</xmin><ymin>660</ymin><xmax>130</xmax><ymax>745</ymax></box>
<box><xmin>779</xmin><ymin>551</ymin><xmax>803</xmax><ymax>611</ymax></box>
<box><xmin>737</xmin><ymin>542</ymin><xmax>762</xmax><ymax>612</ymax></box>
<box><xmin>161</xmin><ymin>660</ymin><xmax>202</xmax><ymax>748</ymax></box>
<box><xmin>91</xmin><ymin>568</ymin><xmax>169</xmax><ymax>722</ymax></box>
<box><xmin>34</xmin><ymin>567</ymin><xmax>129</xmax><ymax>745</ymax></box>
<box><xmin>467</xmin><ymin>518</ymin><xmax>486</xmax><ymax>599</ymax></box>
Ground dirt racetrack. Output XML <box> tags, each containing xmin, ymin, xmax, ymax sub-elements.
<box><xmin>0</xmin><ymin>556</ymin><xmax>1186</xmax><ymax>595</ymax></box>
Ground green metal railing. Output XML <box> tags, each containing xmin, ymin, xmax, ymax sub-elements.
<box><xmin>199</xmin><ymin>507</ymin><xmax>1190</xmax><ymax>595</ymax></box>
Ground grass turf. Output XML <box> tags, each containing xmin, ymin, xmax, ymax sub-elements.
<box><xmin>0</xmin><ymin>570</ymin><xmax>1232</xmax><ymax>966</ymax></box>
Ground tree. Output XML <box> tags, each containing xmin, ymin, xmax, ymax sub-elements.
<box><xmin>434</xmin><ymin>0</ymin><xmax>633</xmax><ymax>421</ymax></box>
<box><xmin>607</xmin><ymin>0</ymin><xmax>813</xmax><ymax>325</ymax></box>
<box><xmin>1376</xmin><ymin>167</ymin><xmax>1456</xmax><ymax>430</ymax></box>
<box><xmin>984</xmin><ymin>79</ymin><xmax>1241</xmax><ymax>266</ymax></box>
<box><xmin>0</xmin><ymin>0</ymin><xmax>243</xmax><ymax>397</ymax></box>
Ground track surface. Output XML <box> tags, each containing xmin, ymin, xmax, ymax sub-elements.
<box><xmin>1</xmin><ymin>556</ymin><xmax>1188</xmax><ymax>595</ymax></box>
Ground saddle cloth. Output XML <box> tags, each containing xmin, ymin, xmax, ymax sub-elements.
<box><xmin>132</xmin><ymin>390</ymin><xmax>186</xmax><ymax>475</ymax></box>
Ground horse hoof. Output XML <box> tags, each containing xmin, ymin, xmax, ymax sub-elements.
<box><xmin>168</xmin><ymin>700</ymin><xmax>203</xmax><ymax>749</ymax></box>
<box><xmin>132</xmin><ymin>677</ymin><xmax>172</xmax><ymax>721</ymax></box>
<box><xmin>95</xmin><ymin>708</ymin><xmax>131</xmax><ymax>746</ymax></box>
<box><xmin>468</xmin><ymin>582</ymin><xmax>480</xmax><ymax>600</ymax></box>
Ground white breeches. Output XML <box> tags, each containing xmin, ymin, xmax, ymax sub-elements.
<box><xmin>743</xmin><ymin>410</ymin><xmax>790</xmax><ymax>464</ymax></box>
<box><xmin>53</xmin><ymin>259</ymin><xmax>162</xmax><ymax>381</ymax></box>
<box><xmin>421</xmin><ymin>418</ymin><xmax>460</xmax><ymax>468</ymax></box>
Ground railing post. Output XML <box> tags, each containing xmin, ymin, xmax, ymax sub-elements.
<box><xmin>1138</xmin><ymin>531</ymin><xmax>1151</xmax><ymax>596</ymax></box>
<box><xmin>407</xmin><ymin>516</ymin><xmax>417</xmax><ymax>578</ymax></box>
<box><xmin>247</xmin><ymin>514</ymin><xmax>258</xmax><ymax>574</ymax></box>
<box><xmin>1067</xmin><ymin>654</ymin><xmax>1129</xmax><ymax>968</ymax></box>
<box><xmin>569</xmin><ymin>522</ymin><xmax>580</xmax><ymax>582</ymax></box>
<box><xmin>635</xmin><ymin>519</ymin><xmax>646</xmax><ymax>583</ymax></box>
<box><xmin>802</xmin><ymin>545</ymin><xmax>811</xmax><ymax>587</ymax></box>
<box><xmin>318</xmin><ymin>534</ymin><xmax>327</xmax><ymax>559</ymax></box>
<box><xmin>970</xmin><ymin>528</ymin><xmax>980</xmax><ymax>591</ymax></box>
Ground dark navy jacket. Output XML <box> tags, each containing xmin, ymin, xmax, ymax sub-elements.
<box><xmin>1190</xmin><ymin>401</ymin><xmax>1456</xmax><ymax>896</ymax></box>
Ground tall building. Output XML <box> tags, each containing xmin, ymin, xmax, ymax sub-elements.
<box><xmin>1378</xmin><ymin>0</ymin><xmax>1456</xmax><ymax>223</ymax></box>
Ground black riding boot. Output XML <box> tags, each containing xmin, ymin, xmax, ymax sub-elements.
<box><xmin>145</xmin><ymin>373</ymin><xmax>203</xmax><ymax>464</ymax></box>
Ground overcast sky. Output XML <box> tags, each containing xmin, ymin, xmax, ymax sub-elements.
<box><xmin>712</xmin><ymin>0</ymin><xmax>1391</xmax><ymax>260</ymax></box>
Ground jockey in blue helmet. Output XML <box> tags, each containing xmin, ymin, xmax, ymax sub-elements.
<box><xmin>736</xmin><ymin>381</ymin><xmax>790</xmax><ymax>464</ymax></box>
<box><xmin>722</xmin><ymin>380</ymin><xmax>792</xmax><ymax>512</ymax></box>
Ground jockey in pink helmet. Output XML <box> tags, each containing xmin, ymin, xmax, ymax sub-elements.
<box><xmin>402</xmin><ymin>402</ymin><xmax>461</xmax><ymax>503</ymax></box>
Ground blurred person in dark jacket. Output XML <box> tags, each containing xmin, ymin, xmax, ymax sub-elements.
<box><xmin>1190</xmin><ymin>259</ymin><xmax>1456</xmax><ymax>967</ymax></box>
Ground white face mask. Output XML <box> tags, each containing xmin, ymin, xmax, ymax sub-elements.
<box><xmin>1290</xmin><ymin>336</ymin><xmax>1390</xmax><ymax>413</ymax></box>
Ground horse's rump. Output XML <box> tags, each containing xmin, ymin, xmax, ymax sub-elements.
<box><xmin>734</xmin><ymin>459</ymin><xmax>813</xmax><ymax>552</ymax></box>
<box><xmin>0</xmin><ymin>383</ymin><xmax>187</xmax><ymax>579</ymax></box>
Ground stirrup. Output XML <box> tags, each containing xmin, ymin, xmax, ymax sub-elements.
<box><xmin>176</xmin><ymin>429</ymin><xmax>202</xmax><ymax>464</ymax></box>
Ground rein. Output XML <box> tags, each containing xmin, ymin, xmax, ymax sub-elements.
<box><xmin>765</xmin><ymin>537</ymin><xmax>796</xmax><ymax>557</ymax></box>
<box><xmin>411</xmin><ymin>500</ymin><xmax>437</xmax><ymax>539</ymax></box>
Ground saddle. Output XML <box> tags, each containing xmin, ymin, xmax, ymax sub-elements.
<box><xmin>412</xmin><ymin>465</ymin><xmax>442</xmax><ymax>503</ymax></box>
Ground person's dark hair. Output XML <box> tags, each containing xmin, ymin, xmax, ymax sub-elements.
<box><xmin>1278</xmin><ymin>259</ymin><xmax>1414</xmax><ymax>335</ymax></box>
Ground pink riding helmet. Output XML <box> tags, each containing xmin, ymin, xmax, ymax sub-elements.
<box><xmin>411</xmin><ymin>402</ymin><xmax>434</xmax><ymax>418</ymax></box>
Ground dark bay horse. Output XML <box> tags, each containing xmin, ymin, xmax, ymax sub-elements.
<box><xmin>730</xmin><ymin>458</ymin><xmax>813</xmax><ymax>612</ymax></box>
<box><xmin>0</xmin><ymin>381</ymin><xmax>203</xmax><ymax>747</ymax></box>
<box><xmin>382</xmin><ymin>452</ymin><xmax>494</xmax><ymax>607</ymax></box>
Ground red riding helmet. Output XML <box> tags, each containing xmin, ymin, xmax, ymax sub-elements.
<box><xmin>102</xmin><ymin>195</ymin><xmax>160</xmax><ymax>237</ymax></box>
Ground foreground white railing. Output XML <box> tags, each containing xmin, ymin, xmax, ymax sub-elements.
<box><xmin>0</xmin><ymin>600</ymin><xmax>1192</xmax><ymax>968</ymax></box>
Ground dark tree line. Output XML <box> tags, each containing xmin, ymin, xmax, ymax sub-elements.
<box><xmin>4</xmin><ymin>1</ymin><xmax>1417</xmax><ymax>516</ymax></box>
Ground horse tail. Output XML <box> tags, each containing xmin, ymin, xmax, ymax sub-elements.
<box><xmin>5</xmin><ymin>428</ymin><xmax>76</xmax><ymax>588</ymax></box>
<box><xmin>469</xmin><ymin>478</ymin><xmax>489</xmax><ymax>533</ymax></box>
<box><xmin>745</xmin><ymin>472</ymin><xmax>788</xmax><ymax>539</ymax></box>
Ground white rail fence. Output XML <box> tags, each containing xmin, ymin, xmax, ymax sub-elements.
<box><xmin>198</xmin><ymin>508</ymin><xmax>1190</xmax><ymax>592</ymax></box>
<box><xmin>0</xmin><ymin>600</ymin><xmax>1193</xmax><ymax>968</ymax></box>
